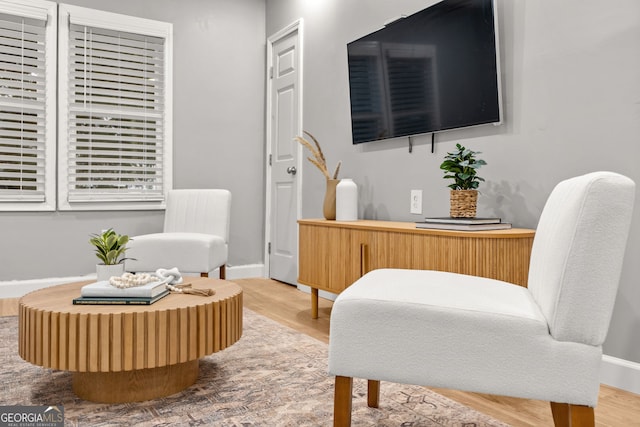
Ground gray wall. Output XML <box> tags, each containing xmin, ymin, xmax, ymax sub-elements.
<box><xmin>2</xmin><ymin>0</ymin><xmax>639</xmax><ymax>364</ymax></box>
<box><xmin>266</xmin><ymin>0</ymin><xmax>640</xmax><ymax>363</ymax></box>
<box><xmin>0</xmin><ymin>0</ymin><xmax>266</xmax><ymax>279</ymax></box>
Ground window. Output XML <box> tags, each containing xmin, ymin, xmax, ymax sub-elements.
<box><xmin>0</xmin><ymin>0</ymin><xmax>56</xmax><ymax>211</ymax></box>
<box><xmin>0</xmin><ymin>2</ymin><xmax>172</xmax><ymax>211</ymax></box>
<box><xmin>58</xmin><ymin>4</ymin><xmax>173</xmax><ymax>210</ymax></box>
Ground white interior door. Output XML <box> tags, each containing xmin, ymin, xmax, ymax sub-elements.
<box><xmin>266</xmin><ymin>22</ymin><xmax>302</xmax><ymax>285</ymax></box>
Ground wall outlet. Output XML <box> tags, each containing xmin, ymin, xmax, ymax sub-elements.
<box><xmin>410</xmin><ymin>190</ymin><xmax>422</xmax><ymax>215</ymax></box>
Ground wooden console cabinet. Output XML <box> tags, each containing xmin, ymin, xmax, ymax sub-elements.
<box><xmin>298</xmin><ymin>219</ymin><xmax>535</xmax><ymax>318</ymax></box>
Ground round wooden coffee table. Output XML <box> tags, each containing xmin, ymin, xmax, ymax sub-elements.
<box><xmin>18</xmin><ymin>277</ymin><xmax>242</xmax><ymax>403</ymax></box>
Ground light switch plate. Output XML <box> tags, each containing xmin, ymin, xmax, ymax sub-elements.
<box><xmin>410</xmin><ymin>190</ymin><xmax>422</xmax><ymax>214</ymax></box>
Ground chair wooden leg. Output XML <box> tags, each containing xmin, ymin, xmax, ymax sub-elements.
<box><xmin>551</xmin><ymin>402</ymin><xmax>570</xmax><ymax>427</ymax></box>
<box><xmin>367</xmin><ymin>380</ymin><xmax>380</xmax><ymax>408</ymax></box>
<box><xmin>201</xmin><ymin>266</ymin><xmax>225</xmax><ymax>279</ymax></box>
<box><xmin>334</xmin><ymin>376</ymin><xmax>353</xmax><ymax>427</ymax></box>
<box><xmin>550</xmin><ymin>402</ymin><xmax>595</xmax><ymax>427</ymax></box>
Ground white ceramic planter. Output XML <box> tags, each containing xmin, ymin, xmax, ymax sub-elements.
<box><xmin>96</xmin><ymin>264</ymin><xmax>125</xmax><ymax>282</ymax></box>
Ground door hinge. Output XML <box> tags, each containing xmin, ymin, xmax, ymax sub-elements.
<box><xmin>269</xmin><ymin>154</ymin><xmax>272</xmax><ymax>166</ymax></box>
<box><xmin>268</xmin><ymin>242</ymin><xmax>271</xmax><ymax>254</ymax></box>
<box><xmin>269</xmin><ymin>66</ymin><xmax>273</xmax><ymax>79</ymax></box>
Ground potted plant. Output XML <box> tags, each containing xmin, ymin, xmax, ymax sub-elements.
<box><xmin>295</xmin><ymin>131</ymin><xmax>342</xmax><ymax>220</ymax></box>
<box><xmin>440</xmin><ymin>143</ymin><xmax>487</xmax><ymax>218</ymax></box>
<box><xmin>89</xmin><ymin>228</ymin><xmax>130</xmax><ymax>281</ymax></box>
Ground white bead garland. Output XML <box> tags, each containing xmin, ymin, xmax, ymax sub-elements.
<box><xmin>165</xmin><ymin>283</ymin><xmax>183</xmax><ymax>293</ymax></box>
<box><xmin>109</xmin><ymin>272</ymin><xmax>157</xmax><ymax>289</ymax></box>
<box><xmin>107</xmin><ymin>269</ymin><xmax>215</xmax><ymax>297</ymax></box>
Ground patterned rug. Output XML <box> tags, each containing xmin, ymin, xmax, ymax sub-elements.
<box><xmin>0</xmin><ymin>309</ymin><xmax>510</xmax><ymax>426</ymax></box>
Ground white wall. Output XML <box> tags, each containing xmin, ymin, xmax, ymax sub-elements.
<box><xmin>0</xmin><ymin>0</ymin><xmax>266</xmax><ymax>279</ymax></box>
<box><xmin>266</xmin><ymin>0</ymin><xmax>640</xmax><ymax>364</ymax></box>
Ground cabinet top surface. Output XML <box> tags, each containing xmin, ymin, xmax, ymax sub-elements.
<box><xmin>298</xmin><ymin>219</ymin><xmax>535</xmax><ymax>238</ymax></box>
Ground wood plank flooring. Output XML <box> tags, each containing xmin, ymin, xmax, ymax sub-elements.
<box><xmin>3</xmin><ymin>277</ymin><xmax>640</xmax><ymax>426</ymax></box>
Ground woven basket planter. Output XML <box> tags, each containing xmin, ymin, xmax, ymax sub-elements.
<box><xmin>449</xmin><ymin>189</ymin><xmax>478</xmax><ymax>218</ymax></box>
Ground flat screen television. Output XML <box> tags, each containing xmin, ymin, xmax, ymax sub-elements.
<box><xmin>347</xmin><ymin>0</ymin><xmax>502</xmax><ymax>144</ymax></box>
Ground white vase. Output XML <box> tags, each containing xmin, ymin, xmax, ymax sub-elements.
<box><xmin>96</xmin><ymin>264</ymin><xmax>124</xmax><ymax>282</ymax></box>
<box><xmin>336</xmin><ymin>178</ymin><xmax>358</xmax><ymax>221</ymax></box>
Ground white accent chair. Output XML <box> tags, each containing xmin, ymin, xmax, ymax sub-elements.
<box><xmin>125</xmin><ymin>189</ymin><xmax>232</xmax><ymax>279</ymax></box>
<box><xmin>328</xmin><ymin>172</ymin><xmax>635</xmax><ymax>427</ymax></box>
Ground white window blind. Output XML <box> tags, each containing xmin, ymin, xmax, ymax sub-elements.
<box><xmin>66</xmin><ymin>25</ymin><xmax>165</xmax><ymax>202</ymax></box>
<box><xmin>0</xmin><ymin>0</ymin><xmax>55</xmax><ymax>210</ymax></box>
<box><xmin>59</xmin><ymin>5</ymin><xmax>173</xmax><ymax>209</ymax></box>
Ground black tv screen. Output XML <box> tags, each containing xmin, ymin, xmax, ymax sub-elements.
<box><xmin>347</xmin><ymin>0</ymin><xmax>502</xmax><ymax>144</ymax></box>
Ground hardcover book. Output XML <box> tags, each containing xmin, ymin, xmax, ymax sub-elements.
<box><xmin>423</xmin><ymin>217</ymin><xmax>502</xmax><ymax>225</ymax></box>
<box><xmin>416</xmin><ymin>222</ymin><xmax>512</xmax><ymax>231</ymax></box>
<box><xmin>73</xmin><ymin>290</ymin><xmax>170</xmax><ymax>305</ymax></box>
<box><xmin>81</xmin><ymin>280</ymin><xmax>167</xmax><ymax>298</ymax></box>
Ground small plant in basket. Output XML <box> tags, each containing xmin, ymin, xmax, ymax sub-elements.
<box><xmin>440</xmin><ymin>144</ymin><xmax>486</xmax><ymax>218</ymax></box>
<box><xmin>440</xmin><ymin>143</ymin><xmax>486</xmax><ymax>190</ymax></box>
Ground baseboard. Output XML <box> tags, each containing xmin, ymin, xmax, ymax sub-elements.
<box><xmin>296</xmin><ymin>284</ymin><xmax>337</xmax><ymax>301</ymax></box>
<box><xmin>224</xmin><ymin>264</ymin><xmax>265</xmax><ymax>280</ymax></box>
<box><xmin>0</xmin><ymin>263</ymin><xmax>266</xmax><ymax>299</ymax></box>
<box><xmin>601</xmin><ymin>355</ymin><xmax>640</xmax><ymax>395</ymax></box>
<box><xmin>0</xmin><ymin>275</ymin><xmax>96</xmax><ymax>298</ymax></box>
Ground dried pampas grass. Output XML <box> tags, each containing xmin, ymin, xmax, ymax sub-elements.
<box><xmin>294</xmin><ymin>131</ymin><xmax>341</xmax><ymax>179</ymax></box>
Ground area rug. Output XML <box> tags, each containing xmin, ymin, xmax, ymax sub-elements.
<box><xmin>0</xmin><ymin>310</ymin><xmax>510</xmax><ymax>426</ymax></box>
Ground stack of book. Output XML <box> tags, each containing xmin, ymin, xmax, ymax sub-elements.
<box><xmin>416</xmin><ymin>217</ymin><xmax>512</xmax><ymax>231</ymax></box>
<box><xmin>73</xmin><ymin>280</ymin><xmax>170</xmax><ymax>305</ymax></box>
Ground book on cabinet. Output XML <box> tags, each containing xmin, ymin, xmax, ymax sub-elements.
<box><xmin>415</xmin><ymin>221</ymin><xmax>512</xmax><ymax>231</ymax></box>
<box><xmin>422</xmin><ymin>216</ymin><xmax>502</xmax><ymax>225</ymax></box>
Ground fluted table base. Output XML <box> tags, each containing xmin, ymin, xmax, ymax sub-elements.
<box><xmin>72</xmin><ymin>359</ymin><xmax>199</xmax><ymax>403</ymax></box>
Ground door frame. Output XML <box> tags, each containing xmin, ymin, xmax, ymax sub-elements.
<box><xmin>264</xmin><ymin>19</ymin><xmax>304</xmax><ymax>279</ymax></box>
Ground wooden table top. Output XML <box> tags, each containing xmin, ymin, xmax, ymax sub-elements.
<box><xmin>19</xmin><ymin>277</ymin><xmax>243</xmax><ymax>372</ymax></box>
<box><xmin>19</xmin><ymin>277</ymin><xmax>241</xmax><ymax>314</ymax></box>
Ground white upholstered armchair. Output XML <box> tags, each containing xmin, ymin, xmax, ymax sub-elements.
<box><xmin>328</xmin><ymin>172</ymin><xmax>635</xmax><ymax>427</ymax></box>
<box><xmin>125</xmin><ymin>189</ymin><xmax>232</xmax><ymax>279</ymax></box>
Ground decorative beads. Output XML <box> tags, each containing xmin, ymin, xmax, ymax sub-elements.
<box><xmin>109</xmin><ymin>272</ymin><xmax>157</xmax><ymax>289</ymax></box>
<box><xmin>166</xmin><ymin>282</ymin><xmax>215</xmax><ymax>296</ymax></box>
<box><xmin>165</xmin><ymin>282</ymin><xmax>183</xmax><ymax>293</ymax></box>
<box><xmin>107</xmin><ymin>269</ymin><xmax>214</xmax><ymax>297</ymax></box>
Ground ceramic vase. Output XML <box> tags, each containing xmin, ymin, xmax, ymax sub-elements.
<box><xmin>96</xmin><ymin>263</ymin><xmax>125</xmax><ymax>282</ymax></box>
<box><xmin>323</xmin><ymin>179</ymin><xmax>339</xmax><ymax>220</ymax></box>
<box><xmin>336</xmin><ymin>178</ymin><xmax>358</xmax><ymax>221</ymax></box>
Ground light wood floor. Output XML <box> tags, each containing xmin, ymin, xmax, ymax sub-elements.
<box><xmin>4</xmin><ymin>278</ymin><xmax>640</xmax><ymax>426</ymax></box>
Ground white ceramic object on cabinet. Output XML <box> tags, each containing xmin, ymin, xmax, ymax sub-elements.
<box><xmin>336</xmin><ymin>178</ymin><xmax>358</xmax><ymax>221</ymax></box>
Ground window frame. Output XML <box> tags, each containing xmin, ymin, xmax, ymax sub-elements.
<box><xmin>57</xmin><ymin>4</ymin><xmax>173</xmax><ymax>211</ymax></box>
<box><xmin>0</xmin><ymin>0</ymin><xmax>57</xmax><ymax>211</ymax></box>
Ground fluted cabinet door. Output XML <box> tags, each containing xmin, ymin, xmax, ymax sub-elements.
<box><xmin>298</xmin><ymin>219</ymin><xmax>534</xmax><ymax>296</ymax></box>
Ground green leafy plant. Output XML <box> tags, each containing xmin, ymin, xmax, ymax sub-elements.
<box><xmin>440</xmin><ymin>143</ymin><xmax>487</xmax><ymax>190</ymax></box>
<box><xmin>89</xmin><ymin>228</ymin><xmax>130</xmax><ymax>265</ymax></box>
